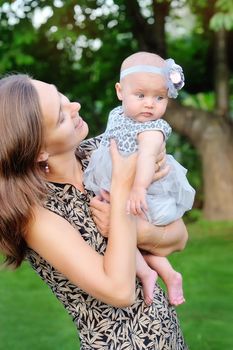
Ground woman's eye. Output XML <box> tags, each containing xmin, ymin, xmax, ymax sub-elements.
<box><xmin>59</xmin><ymin>112</ymin><xmax>65</xmax><ymax>123</ymax></box>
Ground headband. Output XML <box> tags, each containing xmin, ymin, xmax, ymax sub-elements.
<box><xmin>120</xmin><ymin>58</ymin><xmax>185</xmax><ymax>98</ymax></box>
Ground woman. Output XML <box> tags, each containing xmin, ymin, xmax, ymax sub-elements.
<box><xmin>0</xmin><ymin>74</ymin><xmax>188</xmax><ymax>349</ymax></box>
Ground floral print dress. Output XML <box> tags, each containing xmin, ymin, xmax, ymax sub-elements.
<box><xmin>26</xmin><ymin>135</ymin><xmax>188</xmax><ymax>350</ymax></box>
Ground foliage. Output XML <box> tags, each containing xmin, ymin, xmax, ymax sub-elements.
<box><xmin>0</xmin><ymin>0</ymin><xmax>233</xmax><ymax>214</ymax></box>
<box><xmin>188</xmin><ymin>0</ymin><xmax>233</xmax><ymax>29</ymax></box>
<box><xmin>167</xmin><ymin>131</ymin><xmax>203</xmax><ymax>209</ymax></box>
<box><xmin>167</xmin><ymin>34</ymin><xmax>211</xmax><ymax>93</ymax></box>
<box><xmin>210</xmin><ymin>0</ymin><xmax>233</xmax><ymax>31</ymax></box>
<box><xmin>182</xmin><ymin>91</ymin><xmax>215</xmax><ymax>111</ymax></box>
<box><xmin>0</xmin><ymin>0</ymin><xmax>232</xmax><ymax>132</ymax></box>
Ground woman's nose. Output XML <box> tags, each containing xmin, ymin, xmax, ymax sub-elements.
<box><xmin>71</xmin><ymin>102</ymin><xmax>81</xmax><ymax>116</ymax></box>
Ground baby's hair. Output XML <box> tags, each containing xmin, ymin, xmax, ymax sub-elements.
<box><xmin>120</xmin><ymin>52</ymin><xmax>165</xmax><ymax>73</ymax></box>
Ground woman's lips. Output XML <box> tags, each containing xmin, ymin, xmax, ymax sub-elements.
<box><xmin>75</xmin><ymin>117</ymin><xmax>83</xmax><ymax>129</ymax></box>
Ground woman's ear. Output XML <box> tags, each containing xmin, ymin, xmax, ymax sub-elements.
<box><xmin>37</xmin><ymin>151</ymin><xmax>49</xmax><ymax>163</ymax></box>
<box><xmin>115</xmin><ymin>82</ymin><xmax>123</xmax><ymax>101</ymax></box>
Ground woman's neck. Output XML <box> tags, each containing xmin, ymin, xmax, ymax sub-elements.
<box><xmin>45</xmin><ymin>153</ymin><xmax>85</xmax><ymax>192</ymax></box>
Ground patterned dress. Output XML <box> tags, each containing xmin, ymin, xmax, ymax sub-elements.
<box><xmin>26</xmin><ymin>135</ymin><xmax>188</xmax><ymax>350</ymax></box>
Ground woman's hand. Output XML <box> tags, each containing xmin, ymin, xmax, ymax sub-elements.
<box><xmin>90</xmin><ymin>140</ymin><xmax>137</xmax><ymax>237</ymax></box>
<box><xmin>110</xmin><ymin>139</ymin><xmax>136</xmax><ymax>190</ymax></box>
<box><xmin>153</xmin><ymin>142</ymin><xmax>170</xmax><ymax>181</ymax></box>
<box><xmin>136</xmin><ymin>218</ymin><xmax>188</xmax><ymax>257</ymax></box>
<box><xmin>90</xmin><ymin>190</ymin><xmax>110</xmax><ymax>237</ymax></box>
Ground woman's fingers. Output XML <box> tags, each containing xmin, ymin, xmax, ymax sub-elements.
<box><xmin>90</xmin><ymin>196</ymin><xmax>110</xmax><ymax>237</ymax></box>
<box><xmin>100</xmin><ymin>189</ymin><xmax>110</xmax><ymax>203</ymax></box>
<box><xmin>154</xmin><ymin>141</ymin><xmax>169</xmax><ymax>180</ymax></box>
<box><xmin>153</xmin><ymin>164</ymin><xmax>170</xmax><ymax>181</ymax></box>
<box><xmin>157</xmin><ymin>142</ymin><xmax>166</xmax><ymax>162</ymax></box>
<box><xmin>156</xmin><ymin>156</ymin><xmax>167</xmax><ymax>172</ymax></box>
<box><xmin>90</xmin><ymin>196</ymin><xmax>109</xmax><ymax>216</ymax></box>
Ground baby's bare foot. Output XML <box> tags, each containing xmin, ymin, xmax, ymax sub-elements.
<box><xmin>141</xmin><ymin>269</ymin><xmax>158</xmax><ymax>306</ymax></box>
<box><xmin>166</xmin><ymin>272</ymin><xmax>185</xmax><ymax>306</ymax></box>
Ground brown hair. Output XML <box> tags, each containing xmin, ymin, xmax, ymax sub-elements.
<box><xmin>0</xmin><ymin>74</ymin><xmax>46</xmax><ymax>268</ymax></box>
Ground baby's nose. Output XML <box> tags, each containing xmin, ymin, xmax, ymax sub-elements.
<box><xmin>145</xmin><ymin>97</ymin><xmax>154</xmax><ymax>107</ymax></box>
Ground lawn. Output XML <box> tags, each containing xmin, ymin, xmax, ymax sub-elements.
<box><xmin>0</xmin><ymin>260</ymin><xmax>78</xmax><ymax>350</ymax></box>
<box><xmin>0</xmin><ymin>220</ymin><xmax>233</xmax><ymax>350</ymax></box>
<box><xmin>169</xmin><ymin>220</ymin><xmax>233</xmax><ymax>350</ymax></box>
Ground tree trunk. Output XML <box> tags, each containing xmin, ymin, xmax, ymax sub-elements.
<box><xmin>152</xmin><ymin>0</ymin><xmax>169</xmax><ymax>57</ymax></box>
<box><xmin>214</xmin><ymin>28</ymin><xmax>229</xmax><ymax>117</ymax></box>
<box><xmin>166</xmin><ymin>102</ymin><xmax>233</xmax><ymax>220</ymax></box>
<box><xmin>124</xmin><ymin>0</ymin><xmax>169</xmax><ymax>55</ymax></box>
<box><xmin>124</xmin><ymin>1</ymin><xmax>233</xmax><ymax>219</ymax></box>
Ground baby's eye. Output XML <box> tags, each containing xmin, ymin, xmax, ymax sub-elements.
<box><xmin>137</xmin><ymin>93</ymin><xmax>144</xmax><ymax>99</ymax></box>
<box><xmin>155</xmin><ymin>96</ymin><xmax>164</xmax><ymax>101</ymax></box>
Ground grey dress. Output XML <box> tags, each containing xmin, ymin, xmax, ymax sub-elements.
<box><xmin>26</xmin><ymin>135</ymin><xmax>188</xmax><ymax>350</ymax></box>
<box><xmin>84</xmin><ymin>107</ymin><xmax>195</xmax><ymax>225</ymax></box>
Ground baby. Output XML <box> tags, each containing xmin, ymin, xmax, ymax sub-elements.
<box><xmin>84</xmin><ymin>52</ymin><xmax>195</xmax><ymax>306</ymax></box>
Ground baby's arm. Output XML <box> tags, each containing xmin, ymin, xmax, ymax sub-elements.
<box><xmin>128</xmin><ymin>130</ymin><xmax>164</xmax><ymax>216</ymax></box>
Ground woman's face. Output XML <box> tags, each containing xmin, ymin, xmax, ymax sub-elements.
<box><xmin>31</xmin><ymin>80</ymin><xmax>89</xmax><ymax>157</ymax></box>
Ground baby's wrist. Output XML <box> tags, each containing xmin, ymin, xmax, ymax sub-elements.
<box><xmin>131</xmin><ymin>184</ymin><xmax>146</xmax><ymax>192</ymax></box>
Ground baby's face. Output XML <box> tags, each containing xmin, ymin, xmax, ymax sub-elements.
<box><xmin>117</xmin><ymin>72</ymin><xmax>168</xmax><ymax>122</ymax></box>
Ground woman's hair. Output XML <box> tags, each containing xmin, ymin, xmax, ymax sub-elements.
<box><xmin>0</xmin><ymin>74</ymin><xmax>46</xmax><ymax>268</ymax></box>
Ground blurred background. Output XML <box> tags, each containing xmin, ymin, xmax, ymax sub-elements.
<box><xmin>0</xmin><ymin>0</ymin><xmax>233</xmax><ymax>349</ymax></box>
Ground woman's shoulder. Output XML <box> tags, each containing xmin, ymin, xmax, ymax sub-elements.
<box><xmin>30</xmin><ymin>205</ymin><xmax>61</xmax><ymax>224</ymax></box>
<box><xmin>26</xmin><ymin>205</ymin><xmax>61</xmax><ymax>241</ymax></box>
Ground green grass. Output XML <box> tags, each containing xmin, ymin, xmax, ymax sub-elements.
<box><xmin>0</xmin><ymin>263</ymin><xmax>78</xmax><ymax>349</ymax></box>
<box><xmin>0</xmin><ymin>220</ymin><xmax>233</xmax><ymax>349</ymax></box>
<box><xmin>167</xmin><ymin>220</ymin><xmax>233</xmax><ymax>350</ymax></box>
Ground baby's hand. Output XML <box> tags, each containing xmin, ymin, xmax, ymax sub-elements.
<box><xmin>127</xmin><ymin>186</ymin><xmax>148</xmax><ymax>216</ymax></box>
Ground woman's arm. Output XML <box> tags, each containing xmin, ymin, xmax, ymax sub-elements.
<box><xmin>136</xmin><ymin>218</ymin><xmax>188</xmax><ymax>257</ymax></box>
<box><xmin>26</xmin><ymin>143</ymin><xmax>137</xmax><ymax>307</ymax></box>
<box><xmin>90</xmin><ymin>196</ymin><xmax>188</xmax><ymax>257</ymax></box>
<box><xmin>90</xmin><ymin>195</ymin><xmax>188</xmax><ymax>257</ymax></box>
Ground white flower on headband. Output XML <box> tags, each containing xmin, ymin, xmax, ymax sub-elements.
<box><xmin>165</xmin><ymin>58</ymin><xmax>185</xmax><ymax>98</ymax></box>
<box><xmin>170</xmin><ymin>71</ymin><xmax>182</xmax><ymax>84</ymax></box>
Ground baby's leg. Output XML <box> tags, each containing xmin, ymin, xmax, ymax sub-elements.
<box><xmin>136</xmin><ymin>249</ymin><xmax>158</xmax><ymax>306</ymax></box>
<box><xmin>144</xmin><ymin>255</ymin><xmax>185</xmax><ymax>306</ymax></box>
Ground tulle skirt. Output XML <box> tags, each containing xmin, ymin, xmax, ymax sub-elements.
<box><xmin>84</xmin><ymin>145</ymin><xmax>195</xmax><ymax>225</ymax></box>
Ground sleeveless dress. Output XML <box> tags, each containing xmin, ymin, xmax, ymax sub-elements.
<box><xmin>84</xmin><ymin>106</ymin><xmax>195</xmax><ymax>225</ymax></box>
<box><xmin>26</xmin><ymin>135</ymin><xmax>188</xmax><ymax>350</ymax></box>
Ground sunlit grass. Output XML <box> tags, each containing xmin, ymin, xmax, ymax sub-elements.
<box><xmin>167</xmin><ymin>220</ymin><xmax>233</xmax><ymax>350</ymax></box>
<box><xmin>0</xmin><ymin>261</ymin><xmax>78</xmax><ymax>350</ymax></box>
<box><xmin>0</xmin><ymin>220</ymin><xmax>233</xmax><ymax>349</ymax></box>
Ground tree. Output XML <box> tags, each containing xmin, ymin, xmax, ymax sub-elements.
<box><xmin>0</xmin><ymin>0</ymin><xmax>232</xmax><ymax>219</ymax></box>
<box><xmin>122</xmin><ymin>0</ymin><xmax>233</xmax><ymax>220</ymax></box>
